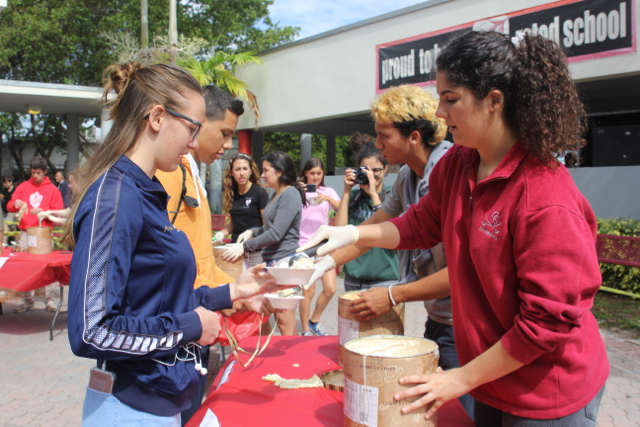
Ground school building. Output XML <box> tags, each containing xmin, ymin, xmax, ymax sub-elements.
<box><xmin>234</xmin><ymin>0</ymin><xmax>640</xmax><ymax>220</ymax></box>
<box><xmin>0</xmin><ymin>0</ymin><xmax>638</xmax><ymax>219</ymax></box>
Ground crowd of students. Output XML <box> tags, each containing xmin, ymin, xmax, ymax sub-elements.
<box><xmin>1</xmin><ymin>29</ymin><xmax>609</xmax><ymax>427</ymax></box>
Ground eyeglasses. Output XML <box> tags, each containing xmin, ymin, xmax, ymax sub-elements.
<box><xmin>166</xmin><ymin>108</ymin><xmax>201</xmax><ymax>141</ymax></box>
<box><xmin>370</xmin><ymin>167</ymin><xmax>384</xmax><ymax>176</ymax></box>
<box><xmin>229</xmin><ymin>153</ymin><xmax>252</xmax><ymax>165</ymax></box>
<box><xmin>143</xmin><ymin>108</ymin><xmax>202</xmax><ymax>141</ymax></box>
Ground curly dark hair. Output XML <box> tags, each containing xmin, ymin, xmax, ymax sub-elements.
<box><xmin>348</xmin><ymin>132</ymin><xmax>388</xmax><ymax>167</ymax></box>
<box><xmin>349</xmin><ymin>132</ymin><xmax>388</xmax><ymax>168</ymax></box>
<box><xmin>436</xmin><ymin>31</ymin><xmax>587</xmax><ymax>167</ymax></box>
<box><xmin>348</xmin><ymin>132</ymin><xmax>374</xmax><ymax>154</ymax></box>
<box><xmin>222</xmin><ymin>153</ymin><xmax>262</xmax><ymax>213</ymax></box>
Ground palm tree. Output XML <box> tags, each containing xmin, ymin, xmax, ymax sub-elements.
<box><xmin>104</xmin><ymin>1</ymin><xmax>262</xmax><ymax>120</ymax></box>
<box><xmin>181</xmin><ymin>52</ymin><xmax>262</xmax><ymax>122</ymax></box>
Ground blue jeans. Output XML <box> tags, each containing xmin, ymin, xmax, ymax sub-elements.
<box><xmin>474</xmin><ymin>385</ymin><xmax>604</xmax><ymax>427</ymax></box>
<box><xmin>82</xmin><ymin>388</ymin><xmax>180</xmax><ymax>427</ymax></box>
<box><xmin>424</xmin><ymin>318</ymin><xmax>475</xmax><ymax>420</ymax></box>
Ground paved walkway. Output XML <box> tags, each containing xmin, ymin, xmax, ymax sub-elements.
<box><xmin>0</xmin><ymin>279</ymin><xmax>638</xmax><ymax>426</ymax></box>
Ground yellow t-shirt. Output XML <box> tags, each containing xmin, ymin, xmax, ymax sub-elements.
<box><xmin>156</xmin><ymin>156</ymin><xmax>233</xmax><ymax>288</ymax></box>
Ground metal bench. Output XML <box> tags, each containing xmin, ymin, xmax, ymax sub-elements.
<box><xmin>596</xmin><ymin>234</ymin><xmax>640</xmax><ymax>298</ymax></box>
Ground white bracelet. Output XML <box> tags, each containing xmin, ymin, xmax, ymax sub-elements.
<box><xmin>388</xmin><ymin>285</ymin><xmax>397</xmax><ymax>307</ymax></box>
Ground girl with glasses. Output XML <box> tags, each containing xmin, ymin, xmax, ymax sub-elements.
<box><xmin>64</xmin><ymin>61</ymin><xmax>277</xmax><ymax>427</ymax></box>
<box><xmin>333</xmin><ymin>135</ymin><xmax>399</xmax><ymax>292</ymax></box>
<box><xmin>219</xmin><ymin>153</ymin><xmax>269</xmax><ymax>270</ymax></box>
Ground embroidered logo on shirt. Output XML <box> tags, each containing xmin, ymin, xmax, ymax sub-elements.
<box><xmin>480</xmin><ymin>211</ymin><xmax>501</xmax><ymax>240</ymax></box>
<box><xmin>30</xmin><ymin>191</ymin><xmax>43</xmax><ymax>209</ymax></box>
<box><xmin>244</xmin><ymin>197</ymin><xmax>252</xmax><ymax>208</ymax></box>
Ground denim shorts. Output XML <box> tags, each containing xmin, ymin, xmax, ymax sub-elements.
<box><xmin>82</xmin><ymin>388</ymin><xmax>180</xmax><ymax>427</ymax></box>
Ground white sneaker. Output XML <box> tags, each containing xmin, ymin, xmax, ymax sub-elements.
<box><xmin>46</xmin><ymin>301</ymin><xmax>58</xmax><ymax>312</ymax></box>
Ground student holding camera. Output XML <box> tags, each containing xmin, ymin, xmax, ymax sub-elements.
<box><xmin>333</xmin><ymin>135</ymin><xmax>399</xmax><ymax>291</ymax></box>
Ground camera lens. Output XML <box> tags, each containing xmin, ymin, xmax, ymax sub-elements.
<box><xmin>355</xmin><ymin>167</ymin><xmax>369</xmax><ymax>185</ymax></box>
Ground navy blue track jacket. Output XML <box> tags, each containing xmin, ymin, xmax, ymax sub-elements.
<box><xmin>68</xmin><ymin>156</ymin><xmax>232</xmax><ymax>416</ymax></box>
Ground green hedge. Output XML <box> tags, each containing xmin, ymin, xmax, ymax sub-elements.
<box><xmin>597</xmin><ymin>218</ymin><xmax>640</xmax><ymax>294</ymax></box>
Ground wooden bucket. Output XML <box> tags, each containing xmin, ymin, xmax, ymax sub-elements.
<box><xmin>213</xmin><ymin>245</ymin><xmax>244</xmax><ymax>279</ymax></box>
<box><xmin>27</xmin><ymin>227</ymin><xmax>52</xmax><ymax>254</ymax></box>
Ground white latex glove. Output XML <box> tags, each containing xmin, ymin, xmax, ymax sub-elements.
<box><xmin>303</xmin><ymin>255</ymin><xmax>336</xmax><ymax>290</ymax></box>
<box><xmin>297</xmin><ymin>224</ymin><xmax>359</xmax><ymax>257</ymax></box>
<box><xmin>222</xmin><ymin>242</ymin><xmax>245</xmax><ymax>262</ymax></box>
<box><xmin>212</xmin><ymin>231</ymin><xmax>225</xmax><ymax>243</ymax></box>
<box><xmin>236</xmin><ymin>229</ymin><xmax>253</xmax><ymax>244</ymax></box>
<box><xmin>37</xmin><ymin>211</ymin><xmax>51</xmax><ymax>221</ymax></box>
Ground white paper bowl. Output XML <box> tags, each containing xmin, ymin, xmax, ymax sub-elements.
<box><xmin>264</xmin><ymin>267</ymin><xmax>315</xmax><ymax>287</ymax></box>
<box><xmin>264</xmin><ymin>293</ymin><xmax>304</xmax><ymax>310</ymax></box>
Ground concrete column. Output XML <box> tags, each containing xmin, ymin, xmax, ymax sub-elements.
<box><xmin>66</xmin><ymin>113</ymin><xmax>80</xmax><ymax>173</ymax></box>
<box><xmin>326</xmin><ymin>135</ymin><xmax>336</xmax><ymax>175</ymax></box>
<box><xmin>252</xmin><ymin>131</ymin><xmax>263</xmax><ymax>172</ymax></box>
<box><xmin>300</xmin><ymin>133</ymin><xmax>312</xmax><ymax>170</ymax></box>
<box><xmin>209</xmin><ymin>160</ymin><xmax>222</xmax><ymax>214</ymax></box>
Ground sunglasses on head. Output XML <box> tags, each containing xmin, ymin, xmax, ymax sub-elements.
<box><xmin>229</xmin><ymin>153</ymin><xmax>252</xmax><ymax>165</ymax></box>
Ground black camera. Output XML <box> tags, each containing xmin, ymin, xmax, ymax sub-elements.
<box><xmin>354</xmin><ymin>166</ymin><xmax>369</xmax><ymax>185</ymax></box>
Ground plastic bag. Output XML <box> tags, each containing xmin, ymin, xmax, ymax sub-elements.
<box><xmin>216</xmin><ymin>311</ymin><xmax>269</xmax><ymax>347</ymax></box>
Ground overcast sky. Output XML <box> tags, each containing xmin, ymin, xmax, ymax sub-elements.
<box><xmin>268</xmin><ymin>0</ymin><xmax>430</xmax><ymax>40</ymax></box>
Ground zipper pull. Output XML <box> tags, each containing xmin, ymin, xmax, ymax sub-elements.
<box><xmin>469</xmin><ymin>196</ymin><xmax>473</xmax><ymax>214</ymax></box>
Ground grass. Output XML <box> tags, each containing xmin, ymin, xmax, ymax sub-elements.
<box><xmin>592</xmin><ymin>290</ymin><xmax>640</xmax><ymax>339</ymax></box>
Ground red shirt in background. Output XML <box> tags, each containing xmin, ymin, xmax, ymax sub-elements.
<box><xmin>7</xmin><ymin>176</ymin><xmax>63</xmax><ymax>230</ymax></box>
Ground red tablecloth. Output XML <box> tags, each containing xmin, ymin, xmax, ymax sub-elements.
<box><xmin>0</xmin><ymin>247</ymin><xmax>73</xmax><ymax>291</ymax></box>
<box><xmin>187</xmin><ymin>335</ymin><xmax>475</xmax><ymax>427</ymax></box>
